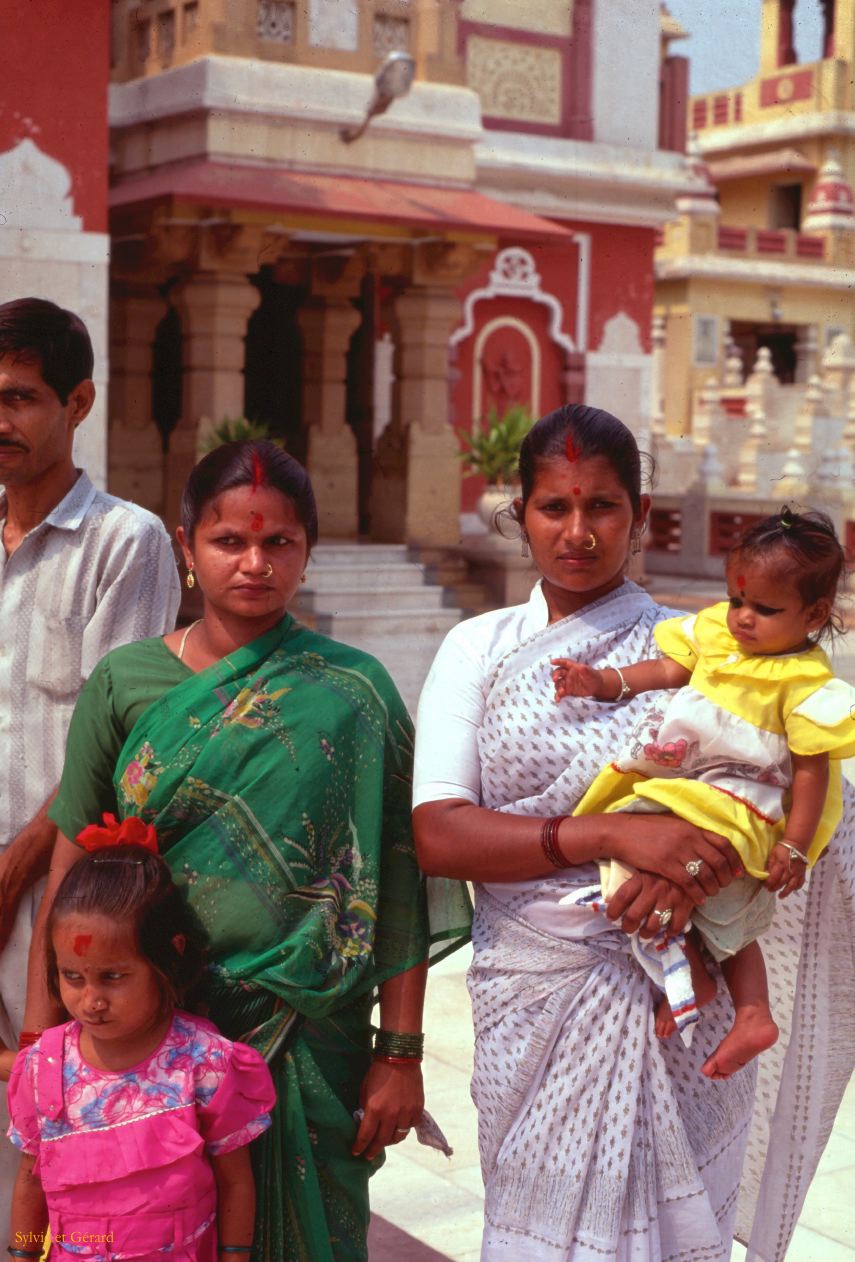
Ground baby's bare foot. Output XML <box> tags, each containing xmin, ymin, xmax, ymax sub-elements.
<box><xmin>701</xmin><ymin>1008</ymin><xmax>778</xmax><ymax>1079</ymax></box>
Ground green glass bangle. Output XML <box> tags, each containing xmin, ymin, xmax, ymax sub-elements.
<box><xmin>373</xmin><ymin>1029</ymin><xmax>425</xmax><ymax>1059</ymax></box>
<box><xmin>8</xmin><ymin>1250</ymin><xmax>43</xmax><ymax>1258</ymax></box>
<box><xmin>219</xmin><ymin>1248</ymin><xmax>253</xmax><ymax>1255</ymax></box>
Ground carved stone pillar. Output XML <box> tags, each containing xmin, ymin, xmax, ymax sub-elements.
<box><xmin>170</xmin><ymin>273</ymin><xmax>260</xmax><ymax>528</ymax></box>
<box><xmin>297</xmin><ymin>298</ymin><xmax>361</xmax><ymax>538</ymax></box>
<box><xmin>108</xmin><ymin>285</ymin><xmax>167</xmax><ymax>514</ymax></box>
<box><xmin>371</xmin><ymin>287</ymin><xmax>463</xmax><ymax>546</ymax></box>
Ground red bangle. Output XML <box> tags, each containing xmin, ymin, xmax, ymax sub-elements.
<box><xmin>541</xmin><ymin>816</ymin><xmax>569</xmax><ymax>869</ymax></box>
<box><xmin>372</xmin><ymin>1054</ymin><xmax>422</xmax><ymax>1065</ymax></box>
<box><xmin>17</xmin><ymin>1031</ymin><xmax>40</xmax><ymax>1049</ymax></box>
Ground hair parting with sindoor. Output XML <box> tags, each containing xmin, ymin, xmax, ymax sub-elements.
<box><xmin>46</xmin><ymin>845</ymin><xmax>207</xmax><ymax>1012</ymax></box>
<box><xmin>180</xmin><ymin>440</ymin><xmax>318</xmax><ymax>548</ymax></box>
<box><xmin>507</xmin><ymin>403</ymin><xmax>651</xmax><ymax>529</ymax></box>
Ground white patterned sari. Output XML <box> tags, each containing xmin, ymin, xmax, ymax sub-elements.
<box><xmin>459</xmin><ymin>583</ymin><xmax>855</xmax><ymax>1261</ymax></box>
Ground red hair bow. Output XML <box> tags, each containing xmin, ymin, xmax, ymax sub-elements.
<box><xmin>76</xmin><ymin>813</ymin><xmax>158</xmax><ymax>854</ymax></box>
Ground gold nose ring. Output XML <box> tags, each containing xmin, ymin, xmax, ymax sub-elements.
<box><xmin>262</xmin><ymin>562</ymin><xmax>273</xmax><ymax>578</ymax></box>
<box><xmin>583</xmin><ymin>533</ymin><xmax>597</xmax><ymax>551</ymax></box>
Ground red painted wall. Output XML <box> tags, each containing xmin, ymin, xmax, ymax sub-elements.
<box><xmin>566</xmin><ymin>221</ymin><xmax>656</xmax><ymax>354</ymax></box>
<box><xmin>0</xmin><ymin>0</ymin><xmax>110</xmax><ymax>232</ymax></box>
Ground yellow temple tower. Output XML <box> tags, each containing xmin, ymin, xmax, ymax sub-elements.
<box><xmin>655</xmin><ymin>0</ymin><xmax>855</xmax><ymax>435</ymax></box>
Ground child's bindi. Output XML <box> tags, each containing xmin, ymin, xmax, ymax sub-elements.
<box><xmin>565</xmin><ymin>434</ymin><xmax>580</xmax><ymax>463</ymax></box>
<box><xmin>572</xmin><ymin>486</ymin><xmax>581</xmax><ymax>496</ymax></box>
<box><xmin>736</xmin><ymin>574</ymin><xmax>746</xmax><ymax>594</ymax></box>
<box><xmin>73</xmin><ymin>934</ymin><xmax>91</xmax><ymax>957</ymax></box>
<box><xmin>249</xmin><ymin>512</ymin><xmax>264</xmax><ymax>532</ymax></box>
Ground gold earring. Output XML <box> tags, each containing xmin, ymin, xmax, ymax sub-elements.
<box><xmin>185</xmin><ymin>567</ymin><xmax>195</xmax><ymax>589</ymax></box>
<box><xmin>630</xmin><ymin>529</ymin><xmax>642</xmax><ymax>555</ymax></box>
<box><xmin>583</xmin><ymin>533</ymin><xmax>597</xmax><ymax>551</ymax></box>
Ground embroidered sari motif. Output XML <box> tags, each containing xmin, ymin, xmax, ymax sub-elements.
<box><xmin>109</xmin><ymin>616</ymin><xmax>466</xmax><ymax>1262</ymax></box>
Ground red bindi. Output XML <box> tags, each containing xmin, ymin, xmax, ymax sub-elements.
<box><xmin>736</xmin><ymin>574</ymin><xmax>746</xmax><ymax>589</ymax></box>
<box><xmin>249</xmin><ymin>512</ymin><xmax>264</xmax><ymax>532</ymax></box>
<box><xmin>572</xmin><ymin>486</ymin><xmax>581</xmax><ymax>496</ymax></box>
<box><xmin>251</xmin><ymin>453</ymin><xmax>265</xmax><ymax>492</ymax></box>
<box><xmin>73</xmin><ymin>934</ymin><xmax>91</xmax><ymax>957</ymax></box>
<box><xmin>565</xmin><ymin>434</ymin><xmax>580</xmax><ymax>463</ymax></box>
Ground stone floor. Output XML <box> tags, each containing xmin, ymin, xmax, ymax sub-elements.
<box><xmin>368</xmin><ymin>947</ymin><xmax>855</xmax><ymax>1262</ymax></box>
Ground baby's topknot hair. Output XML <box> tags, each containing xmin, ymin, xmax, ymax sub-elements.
<box><xmin>730</xmin><ymin>507</ymin><xmax>845</xmax><ymax>639</ymax></box>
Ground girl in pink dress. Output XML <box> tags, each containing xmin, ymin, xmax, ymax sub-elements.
<box><xmin>6</xmin><ymin>833</ymin><xmax>276</xmax><ymax>1262</ymax></box>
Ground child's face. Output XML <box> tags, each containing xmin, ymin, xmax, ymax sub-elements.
<box><xmin>53</xmin><ymin>913</ymin><xmax>166</xmax><ymax>1058</ymax></box>
<box><xmin>725</xmin><ymin>556</ymin><xmax>828</xmax><ymax>655</ymax></box>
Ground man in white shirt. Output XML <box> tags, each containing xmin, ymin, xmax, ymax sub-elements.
<box><xmin>0</xmin><ymin>297</ymin><xmax>180</xmax><ymax>1221</ymax></box>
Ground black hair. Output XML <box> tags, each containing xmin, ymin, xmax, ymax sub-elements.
<box><xmin>180</xmin><ymin>440</ymin><xmax>318</xmax><ymax>548</ymax></box>
<box><xmin>513</xmin><ymin>403</ymin><xmax>649</xmax><ymax>521</ymax></box>
<box><xmin>729</xmin><ymin>508</ymin><xmax>845</xmax><ymax>639</ymax></box>
<box><xmin>46</xmin><ymin>845</ymin><xmax>207</xmax><ymax>1013</ymax></box>
<box><xmin>0</xmin><ymin>297</ymin><xmax>94</xmax><ymax>404</ymax></box>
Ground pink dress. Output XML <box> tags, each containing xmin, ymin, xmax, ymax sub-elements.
<box><xmin>8</xmin><ymin>1012</ymin><xmax>276</xmax><ymax>1262</ymax></box>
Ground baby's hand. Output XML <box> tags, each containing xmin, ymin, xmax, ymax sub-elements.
<box><xmin>551</xmin><ymin>658</ymin><xmax>604</xmax><ymax>701</ymax></box>
<box><xmin>765</xmin><ymin>842</ymin><xmax>808</xmax><ymax>898</ymax></box>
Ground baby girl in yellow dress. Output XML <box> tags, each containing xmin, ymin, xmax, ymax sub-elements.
<box><xmin>552</xmin><ymin>509</ymin><xmax>855</xmax><ymax>1079</ymax></box>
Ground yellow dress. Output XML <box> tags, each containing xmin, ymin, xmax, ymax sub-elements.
<box><xmin>573</xmin><ymin>602</ymin><xmax>855</xmax><ymax>957</ymax></box>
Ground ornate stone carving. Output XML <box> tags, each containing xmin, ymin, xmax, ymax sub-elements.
<box><xmin>0</xmin><ymin>138</ymin><xmax>81</xmax><ymax>230</ymax></box>
<box><xmin>466</xmin><ymin>36</ymin><xmax>562</xmax><ymax>125</ymax></box>
<box><xmin>451</xmin><ymin>246</ymin><xmax>575</xmax><ymax>355</ymax></box>
<box><xmin>373</xmin><ymin>15</ymin><xmax>410</xmax><ymax>55</ymax></box>
<box><xmin>256</xmin><ymin>0</ymin><xmax>295</xmax><ymax>42</ymax></box>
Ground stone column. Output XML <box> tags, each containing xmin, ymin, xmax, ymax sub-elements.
<box><xmin>371</xmin><ymin>287</ymin><xmax>463</xmax><ymax>546</ymax></box>
<box><xmin>170</xmin><ymin>272</ymin><xmax>260</xmax><ymax>528</ymax></box>
<box><xmin>794</xmin><ymin>324</ymin><xmax>819</xmax><ymax>384</ymax></box>
<box><xmin>108</xmin><ymin>285</ymin><xmax>168</xmax><ymax>513</ymax></box>
<box><xmin>297</xmin><ymin>298</ymin><xmax>361</xmax><ymax>537</ymax></box>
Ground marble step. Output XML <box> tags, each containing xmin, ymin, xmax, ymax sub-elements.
<box><xmin>303</xmin><ymin>561</ymin><xmax>430</xmax><ymax>590</ymax></box>
<box><xmin>294</xmin><ymin>584</ymin><xmax>451</xmax><ymax>614</ymax></box>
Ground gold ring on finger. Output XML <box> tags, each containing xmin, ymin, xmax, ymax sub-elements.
<box><xmin>685</xmin><ymin>859</ymin><xmax>703</xmax><ymax>877</ymax></box>
<box><xmin>655</xmin><ymin>908</ymin><xmax>672</xmax><ymax>928</ymax></box>
<box><xmin>395</xmin><ymin>1127</ymin><xmax>411</xmax><ymax>1134</ymax></box>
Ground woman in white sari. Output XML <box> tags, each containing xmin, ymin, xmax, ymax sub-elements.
<box><xmin>413</xmin><ymin>404</ymin><xmax>855</xmax><ymax>1262</ymax></box>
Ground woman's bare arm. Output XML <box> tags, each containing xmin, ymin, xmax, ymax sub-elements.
<box><xmin>22</xmin><ymin>831</ymin><xmax>82</xmax><ymax>1033</ymax></box>
<box><xmin>413</xmin><ymin>800</ymin><xmax>742</xmax><ymax>900</ymax></box>
<box><xmin>352</xmin><ymin>960</ymin><xmax>428</xmax><ymax>1161</ymax></box>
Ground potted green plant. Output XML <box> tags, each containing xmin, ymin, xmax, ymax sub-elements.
<box><xmin>199</xmin><ymin>416</ymin><xmax>278</xmax><ymax>455</ymax></box>
<box><xmin>458</xmin><ymin>404</ymin><xmax>534</xmax><ymax>526</ymax></box>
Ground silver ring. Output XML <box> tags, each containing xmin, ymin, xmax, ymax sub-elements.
<box><xmin>395</xmin><ymin>1127</ymin><xmax>411</xmax><ymax>1135</ymax></box>
<box><xmin>685</xmin><ymin>859</ymin><xmax>703</xmax><ymax>877</ymax></box>
<box><xmin>655</xmin><ymin>908</ymin><xmax>672</xmax><ymax>928</ymax></box>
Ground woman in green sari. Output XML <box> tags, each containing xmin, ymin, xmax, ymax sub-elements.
<box><xmin>23</xmin><ymin>441</ymin><xmax>468</xmax><ymax>1262</ymax></box>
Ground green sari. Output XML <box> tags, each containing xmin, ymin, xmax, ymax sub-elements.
<box><xmin>106</xmin><ymin>616</ymin><xmax>466</xmax><ymax>1261</ymax></box>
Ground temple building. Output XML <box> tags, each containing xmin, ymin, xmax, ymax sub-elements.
<box><xmin>0</xmin><ymin>0</ymin><xmax>110</xmax><ymax>483</ymax></box>
<box><xmin>103</xmin><ymin>0</ymin><xmax>695</xmax><ymax>541</ymax></box>
<box><xmin>655</xmin><ymin>0</ymin><xmax>855</xmax><ymax>436</ymax></box>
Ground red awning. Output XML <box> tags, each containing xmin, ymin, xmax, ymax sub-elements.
<box><xmin>110</xmin><ymin>161</ymin><xmax>571</xmax><ymax>242</ymax></box>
